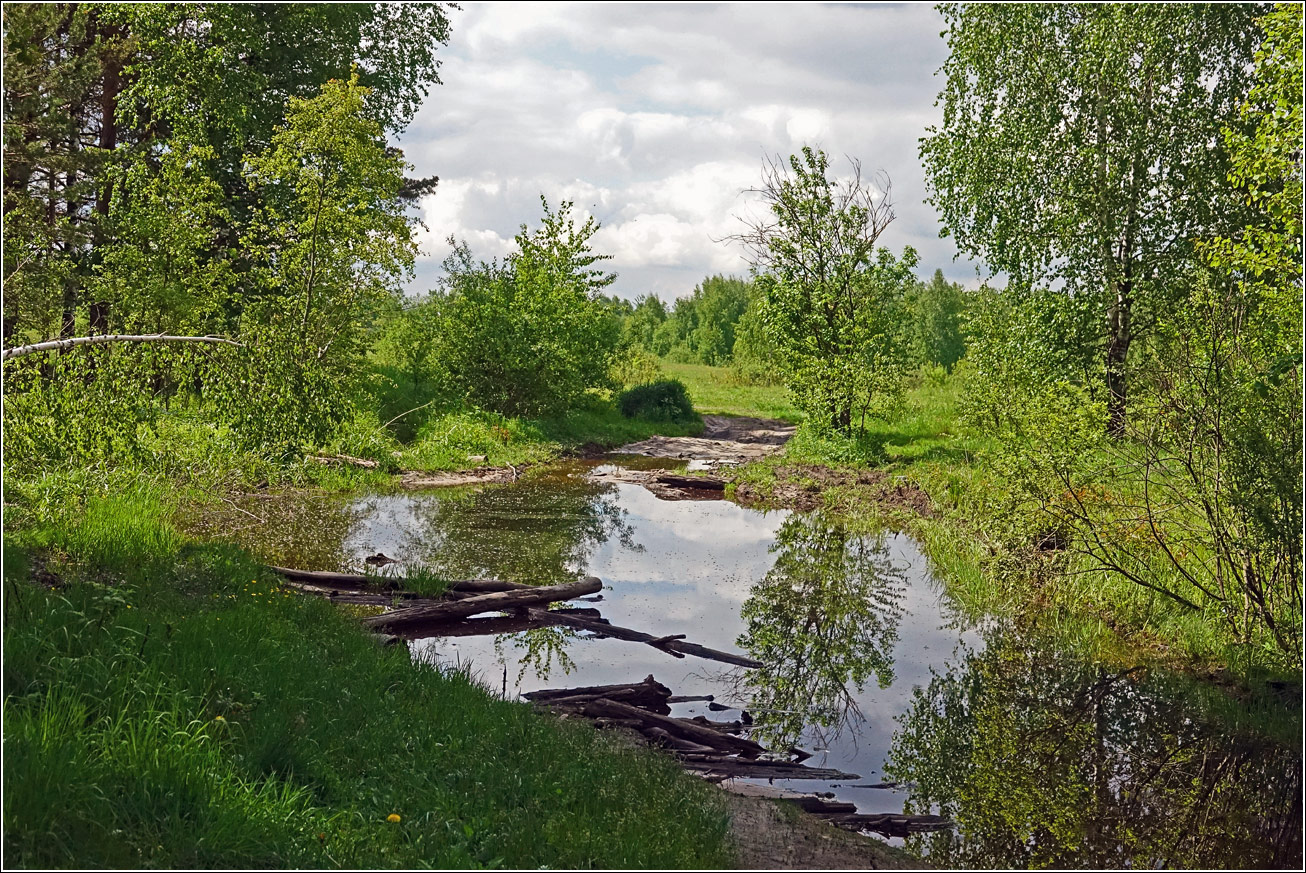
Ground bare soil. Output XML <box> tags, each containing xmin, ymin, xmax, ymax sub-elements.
<box><xmin>722</xmin><ymin>786</ymin><xmax>920</xmax><ymax>869</ymax></box>
<box><xmin>613</xmin><ymin>415</ymin><xmax>797</xmax><ymax>464</ymax></box>
<box><xmin>734</xmin><ymin>465</ymin><xmax>937</xmax><ymax>518</ymax></box>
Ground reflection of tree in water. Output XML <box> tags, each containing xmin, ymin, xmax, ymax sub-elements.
<box><xmin>886</xmin><ymin>626</ymin><xmax>1303</xmax><ymax>869</ymax></box>
<box><xmin>178</xmin><ymin>493</ymin><xmax>361</xmax><ymax>571</ymax></box>
<box><xmin>736</xmin><ymin>512</ymin><xmax>904</xmax><ymax>748</ymax></box>
<box><xmin>393</xmin><ymin>471</ymin><xmax>640</xmax><ymax>683</ymax></box>
<box><xmin>391</xmin><ymin>473</ymin><xmax>639</xmax><ymax>587</ymax></box>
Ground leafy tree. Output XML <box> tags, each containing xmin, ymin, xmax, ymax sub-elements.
<box><xmin>734</xmin><ymin>147</ymin><xmax>915</xmax><ymax>433</ymax></box>
<box><xmin>921</xmin><ymin>3</ymin><xmax>1266</xmax><ymax>435</ymax></box>
<box><xmin>433</xmin><ymin>199</ymin><xmax>622</xmax><ymax>417</ymax></box>
<box><xmin>213</xmin><ymin>74</ymin><xmax>416</xmax><ymax>450</ymax></box>
<box><xmin>652</xmin><ymin>275</ymin><xmax>753</xmax><ymax>364</ymax></box>
<box><xmin>907</xmin><ymin>269</ymin><xmax>968</xmax><ymax>372</ymax></box>
<box><xmin>622</xmin><ymin>293</ymin><xmax>667</xmax><ymax>352</ymax></box>
<box><xmin>2</xmin><ymin>2</ymin><xmax>452</xmax><ymax>345</ymax></box>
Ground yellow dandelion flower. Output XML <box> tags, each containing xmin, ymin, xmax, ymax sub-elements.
<box><xmin>214</xmin><ymin>715</ymin><xmax>226</xmax><ymax>722</ymax></box>
<box><xmin>386</xmin><ymin>813</ymin><xmax>401</xmax><ymax>823</ymax></box>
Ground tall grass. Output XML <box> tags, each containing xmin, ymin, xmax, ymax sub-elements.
<box><xmin>3</xmin><ymin>490</ymin><xmax>734</xmax><ymax>869</ymax></box>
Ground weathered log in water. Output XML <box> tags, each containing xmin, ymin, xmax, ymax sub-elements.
<box><xmin>524</xmin><ymin>607</ymin><xmax>762</xmax><ymax>669</ymax></box>
<box><xmin>688</xmin><ymin>715</ymin><xmax>745</xmax><ymax>734</ymax></box>
<box><xmin>392</xmin><ymin>608</ymin><xmax>604</xmax><ymax>640</ymax></box>
<box><xmin>582</xmin><ymin>698</ymin><xmax>767</xmax><ymax>758</ymax></box>
<box><xmin>641</xmin><ymin>726</ymin><xmax>721</xmax><ymax>755</ymax></box>
<box><xmin>363</xmin><ymin>577</ymin><xmax>602</xmax><ymax>630</ymax></box>
<box><xmin>822</xmin><ymin>812</ymin><xmax>954</xmax><ymax>837</ymax></box>
<box><xmin>525</xmin><ymin>675</ymin><xmax>673</xmax><ymax>714</ymax></box>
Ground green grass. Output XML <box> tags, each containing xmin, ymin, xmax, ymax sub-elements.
<box><xmin>396</xmin><ymin>403</ymin><xmax>703</xmax><ymax>473</ymax></box>
<box><xmin>661</xmin><ymin>361</ymin><xmax>802</xmax><ymax>421</ymax></box>
<box><xmin>2</xmin><ymin>488</ymin><xmax>734</xmax><ymax>869</ymax></box>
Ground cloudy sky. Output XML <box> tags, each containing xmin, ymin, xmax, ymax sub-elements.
<box><xmin>397</xmin><ymin>2</ymin><xmax>980</xmax><ymax>301</ymax></box>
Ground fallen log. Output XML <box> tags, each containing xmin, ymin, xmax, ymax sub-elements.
<box><xmin>531</xmin><ymin>686</ymin><xmax>672</xmax><ymax>715</ymax></box>
<box><xmin>524</xmin><ymin>675</ymin><xmax>672</xmax><ymax>714</ymax></box>
<box><xmin>786</xmin><ymin>796</ymin><xmax>858</xmax><ymax>814</ymax></box>
<box><xmin>391</xmin><ymin>608</ymin><xmax>604</xmax><ymax>640</ymax></box>
<box><xmin>582</xmin><ymin>698</ymin><xmax>766</xmax><ymax>758</ymax></box>
<box><xmin>641</xmin><ymin>727</ymin><xmax>720</xmax><ymax>755</ymax></box>
<box><xmin>821</xmin><ymin>812</ymin><xmax>954</xmax><ymax>836</ymax></box>
<box><xmin>363</xmin><ymin>577</ymin><xmax>602</xmax><ymax>630</ymax></box>
<box><xmin>689</xmin><ymin>715</ymin><xmax>744</xmax><ymax>734</ymax></box>
<box><xmin>525</xmin><ymin>608</ymin><xmax>762</xmax><ymax>669</ymax></box>
<box><xmin>524</xmin><ymin>675</ymin><xmax>671</xmax><ymax>703</ymax></box>
<box><xmin>307</xmin><ymin>453</ymin><xmax>380</xmax><ymax>469</ymax></box>
<box><xmin>654</xmin><ymin>474</ymin><xmax>727</xmax><ymax>491</ymax></box>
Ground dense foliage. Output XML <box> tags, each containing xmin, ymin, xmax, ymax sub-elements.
<box><xmin>925</xmin><ymin>2</ymin><xmax>1301</xmax><ymax>659</ymax></box>
<box><xmin>922</xmin><ymin>2</ymin><xmax>1266</xmax><ymax>435</ymax></box>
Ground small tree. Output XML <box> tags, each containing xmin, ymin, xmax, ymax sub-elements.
<box><xmin>732</xmin><ymin>147</ymin><xmax>914</xmax><ymax>433</ymax></box>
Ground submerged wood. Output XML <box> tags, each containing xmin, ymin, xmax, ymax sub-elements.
<box><xmin>821</xmin><ymin>812</ymin><xmax>954</xmax><ymax>836</ymax></box>
<box><xmin>391</xmin><ymin>608</ymin><xmax>604</xmax><ymax>641</ymax></box>
<box><xmin>525</xmin><ymin>675</ymin><xmax>671</xmax><ymax>703</ymax></box>
<box><xmin>363</xmin><ymin>577</ymin><xmax>602</xmax><ymax>630</ymax></box>
<box><xmin>525</xmin><ymin>608</ymin><xmax>762</xmax><ymax>668</ymax></box>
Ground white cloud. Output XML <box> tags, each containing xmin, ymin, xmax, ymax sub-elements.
<box><xmin>397</xmin><ymin>2</ymin><xmax>982</xmax><ymax>301</ymax></box>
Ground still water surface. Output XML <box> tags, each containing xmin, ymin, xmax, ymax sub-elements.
<box><xmin>197</xmin><ymin>459</ymin><xmax>1302</xmax><ymax>868</ymax></box>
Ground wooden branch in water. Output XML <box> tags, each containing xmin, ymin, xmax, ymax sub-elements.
<box><xmin>392</xmin><ymin>608</ymin><xmax>603</xmax><ymax>640</ymax></box>
<box><xmin>654</xmin><ymin>473</ymin><xmax>727</xmax><ymax>491</ymax></box>
<box><xmin>526</xmin><ymin>675</ymin><xmax>672</xmax><ymax>715</ymax></box>
<box><xmin>525</xmin><ymin>608</ymin><xmax>762</xmax><ymax>668</ymax></box>
<box><xmin>363</xmin><ymin>577</ymin><xmax>602</xmax><ymax>630</ymax></box>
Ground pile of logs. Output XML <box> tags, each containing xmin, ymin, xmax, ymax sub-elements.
<box><xmin>270</xmin><ymin>566</ymin><xmax>759</xmax><ymax>667</ymax></box>
<box><xmin>521</xmin><ymin>674</ymin><xmax>951</xmax><ymax>838</ymax></box>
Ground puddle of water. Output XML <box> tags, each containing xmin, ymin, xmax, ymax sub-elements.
<box><xmin>186</xmin><ymin>461</ymin><xmax>1303</xmax><ymax>868</ymax></box>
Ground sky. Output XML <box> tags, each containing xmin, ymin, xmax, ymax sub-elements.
<box><xmin>396</xmin><ymin>2</ymin><xmax>981</xmax><ymax>301</ymax></box>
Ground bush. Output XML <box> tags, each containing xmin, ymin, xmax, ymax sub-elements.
<box><xmin>617</xmin><ymin>380</ymin><xmax>698</xmax><ymax>423</ymax></box>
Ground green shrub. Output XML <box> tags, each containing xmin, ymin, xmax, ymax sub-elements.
<box><xmin>616</xmin><ymin>380</ymin><xmax>698</xmax><ymax>423</ymax></box>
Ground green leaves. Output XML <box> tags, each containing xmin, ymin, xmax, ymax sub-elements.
<box><xmin>428</xmin><ymin>199</ymin><xmax>622</xmax><ymax>418</ymax></box>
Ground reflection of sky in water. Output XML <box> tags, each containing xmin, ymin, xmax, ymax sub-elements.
<box><xmin>341</xmin><ymin>467</ymin><xmax>983</xmax><ymax>826</ymax></box>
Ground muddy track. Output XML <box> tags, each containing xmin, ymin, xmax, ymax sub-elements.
<box><xmin>612</xmin><ymin>415</ymin><xmax>797</xmax><ymax>464</ymax></box>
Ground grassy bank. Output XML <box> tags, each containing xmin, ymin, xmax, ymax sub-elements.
<box><xmin>2</xmin><ymin>488</ymin><xmax>733</xmax><ymax>869</ymax></box>
<box><xmin>686</xmin><ymin>365</ymin><xmax>1298</xmax><ymax>685</ymax></box>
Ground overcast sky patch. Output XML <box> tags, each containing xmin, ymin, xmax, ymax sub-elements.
<box><xmin>399</xmin><ymin>2</ymin><xmax>981</xmax><ymax>300</ymax></box>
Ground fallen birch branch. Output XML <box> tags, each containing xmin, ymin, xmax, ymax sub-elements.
<box><xmin>2</xmin><ymin>333</ymin><xmax>242</xmax><ymax>361</ymax></box>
